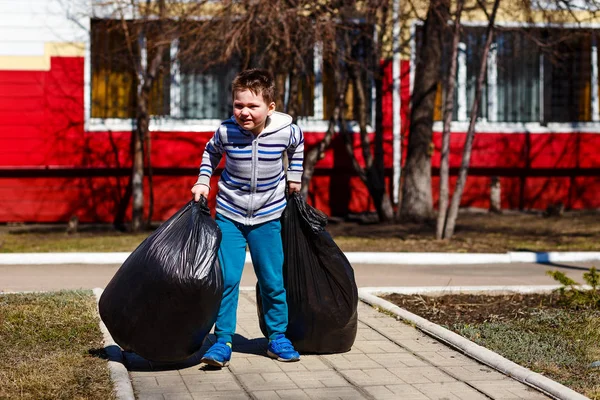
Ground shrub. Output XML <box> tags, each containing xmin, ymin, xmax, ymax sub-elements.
<box><xmin>547</xmin><ymin>267</ymin><xmax>600</xmax><ymax>309</ymax></box>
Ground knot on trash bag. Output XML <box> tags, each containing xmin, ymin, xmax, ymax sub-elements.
<box><xmin>290</xmin><ymin>192</ymin><xmax>327</xmax><ymax>234</ymax></box>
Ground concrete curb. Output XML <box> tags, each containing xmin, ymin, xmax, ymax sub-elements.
<box><xmin>1</xmin><ymin>251</ymin><xmax>600</xmax><ymax>265</ymax></box>
<box><xmin>92</xmin><ymin>288</ymin><xmax>135</xmax><ymax>400</ymax></box>
<box><xmin>358</xmin><ymin>287</ymin><xmax>589</xmax><ymax>400</ymax></box>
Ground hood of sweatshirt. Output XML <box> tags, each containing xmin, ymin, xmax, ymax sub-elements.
<box><xmin>262</xmin><ymin>111</ymin><xmax>293</xmax><ymax>134</ymax></box>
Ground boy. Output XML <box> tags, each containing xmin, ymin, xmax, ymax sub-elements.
<box><xmin>191</xmin><ymin>69</ymin><xmax>304</xmax><ymax>367</ymax></box>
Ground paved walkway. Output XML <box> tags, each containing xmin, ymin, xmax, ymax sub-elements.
<box><xmin>1</xmin><ymin>261</ymin><xmax>596</xmax><ymax>292</ymax></box>
<box><xmin>124</xmin><ymin>291</ymin><xmax>550</xmax><ymax>400</ymax></box>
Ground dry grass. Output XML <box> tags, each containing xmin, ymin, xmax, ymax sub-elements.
<box><xmin>0</xmin><ymin>291</ymin><xmax>115</xmax><ymax>400</ymax></box>
<box><xmin>0</xmin><ymin>210</ymin><xmax>599</xmax><ymax>253</ymax></box>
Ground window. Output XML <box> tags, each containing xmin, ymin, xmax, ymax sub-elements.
<box><xmin>89</xmin><ymin>19</ymin><xmax>376</xmax><ymax>127</ymax></box>
<box><xmin>322</xmin><ymin>24</ymin><xmax>374</xmax><ymax>122</ymax></box>
<box><xmin>90</xmin><ymin>19</ymin><xmax>239</xmax><ymax>121</ymax></box>
<box><xmin>422</xmin><ymin>25</ymin><xmax>599</xmax><ymax>124</ymax></box>
<box><xmin>177</xmin><ymin>36</ymin><xmax>239</xmax><ymax>120</ymax></box>
<box><xmin>90</xmin><ymin>20</ymin><xmax>137</xmax><ymax>118</ymax></box>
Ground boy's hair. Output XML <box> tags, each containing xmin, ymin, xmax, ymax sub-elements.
<box><xmin>231</xmin><ymin>69</ymin><xmax>276</xmax><ymax>105</ymax></box>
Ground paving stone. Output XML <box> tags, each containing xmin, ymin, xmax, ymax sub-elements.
<box><xmin>351</xmin><ymin>340</ymin><xmax>406</xmax><ymax>353</ymax></box>
<box><xmin>274</xmin><ymin>356</ymin><xmax>331</xmax><ymax>372</ymax></box>
<box><xmin>469</xmin><ymin>380</ymin><xmax>548</xmax><ymax>399</ymax></box>
<box><xmin>363</xmin><ymin>384</ymin><xmax>429</xmax><ymax>400</ymax></box>
<box><xmin>441</xmin><ymin>365</ymin><xmax>508</xmax><ymax>382</ymax></box>
<box><xmin>320</xmin><ymin>353</ymin><xmax>382</xmax><ymax>370</ymax></box>
<box><xmin>413</xmin><ymin>381</ymin><xmax>490</xmax><ymax>400</ymax></box>
<box><xmin>364</xmin><ymin>352</ymin><xmax>423</xmax><ymax>368</ymax></box>
<box><xmin>136</xmin><ymin>394</ymin><xmax>165</xmax><ymax>400</ymax></box>
<box><xmin>253</xmin><ymin>389</ymin><xmax>311</xmax><ymax>399</ymax></box>
<box><xmin>303</xmin><ymin>387</ymin><xmax>368</xmax><ymax>399</ymax></box>
<box><xmin>399</xmin><ymin>339</ymin><xmax>443</xmax><ymax>353</ymax></box>
<box><xmin>390</xmin><ymin>352</ymin><xmax>430</xmax><ymax>368</ymax></box>
<box><xmin>416</xmin><ymin>351</ymin><xmax>478</xmax><ymax>367</ymax></box>
<box><xmin>228</xmin><ymin>355</ymin><xmax>284</xmax><ymax>374</ymax></box>
<box><xmin>156</xmin><ymin>375</ymin><xmax>186</xmax><ymax>387</ymax></box>
<box><xmin>135</xmin><ymin>385</ymin><xmax>191</xmax><ymax>394</ymax></box>
<box><xmin>163</xmin><ymin>394</ymin><xmax>194</xmax><ymax>400</ymax></box>
<box><xmin>286</xmin><ymin>370</ymin><xmax>350</xmax><ymax>388</ymax></box>
<box><xmin>359</xmin><ymin>317</ymin><xmax>402</xmax><ymax>328</ymax></box>
<box><xmin>354</xmin><ymin>328</ymin><xmax>389</xmax><ymax>341</ymax></box>
<box><xmin>341</xmin><ymin>368</ymin><xmax>409</xmax><ymax>386</ymax></box>
<box><xmin>132</xmin><ymin>376</ymin><xmax>159</xmax><ymax>388</ymax></box>
<box><xmin>190</xmin><ymin>391</ymin><xmax>251</xmax><ymax>399</ymax></box>
<box><xmin>388</xmin><ymin>366</ymin><xmax>456</xmax><ymax>384</ymax></box>
<box><xmin>376</xmin><ymin>326</ymin><xmax>429</xmax><ymax>341</ymax></box>
<box><xmin>181</xmin><ymin>373</ymin><xmax>243</xmax><ymax>392</ymax></box>
<box><xmin>237</xmin><ymin>372</ymin><xmax>298</xmax><ymax>391</ymax></box>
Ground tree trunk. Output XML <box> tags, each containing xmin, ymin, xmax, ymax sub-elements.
<box><xmin>131</xmin><ymin>114</ymin><xmax>146</xmax><ymax>232</ymax></box>
<box><xmin>443</xmin><ymin>0</ymin><xmax>501</xmax><ymax>239</ymax></box>
<box><xmin>436</xmin><ymin>0</ymin><xmax>464</xmax><ymax>239</ymax></box>
<box><xmin>400</xmin><ymin>0</ymin><xmax>450</xmax><ymax>222</ymax></box>
<box><xmin>145</xmin><ymin>125</ymin><xmax>154</xmax><ymax>227</ymax></box>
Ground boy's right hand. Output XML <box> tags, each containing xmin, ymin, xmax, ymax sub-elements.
<box><xmin>191</xmin><ymin>184</ymin><xmax>210</xmax><ymax>202</ymax></box>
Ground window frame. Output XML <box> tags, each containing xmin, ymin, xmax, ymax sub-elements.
<box><xmin>410</xmin><ymin>20</ymin><xmax>600</xmax><ymax>133</ymax></box>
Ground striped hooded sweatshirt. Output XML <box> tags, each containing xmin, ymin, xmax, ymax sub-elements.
<box><xmin>195</xmin><ymin>111</ymin><xmax>304</xmax><ymax>225</ymax></box>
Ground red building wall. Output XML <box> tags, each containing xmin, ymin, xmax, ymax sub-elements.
<box><xmin>0</xmin><ymin>56</ymin><xmax>599</xmax><ymax>223</ymax></box>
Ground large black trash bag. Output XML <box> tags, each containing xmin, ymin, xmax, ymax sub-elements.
<box><xmin>257</xmin><ymin>192</ymin><xmax>358</xmax><ymax>354</ymax></box>
<box><xmin>99</xmin><ymin>197</ymin><xmax>223</xmax><ymax>362</ymax></box>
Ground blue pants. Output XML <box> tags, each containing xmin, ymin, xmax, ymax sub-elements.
<box><xmin>214</xmin><ymin>213</ymin><xmax>288</xmax><ymax>344</ymax></box>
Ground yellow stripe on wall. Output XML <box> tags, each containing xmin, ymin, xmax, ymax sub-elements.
<box><xmin>0</xmin><ymin>42</ymin><xmax>85</xmax><ymax>71</ymax></box>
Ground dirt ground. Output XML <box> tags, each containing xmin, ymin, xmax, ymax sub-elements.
<box><xmin>383</xmin><ymin>292</ymin><xmax>564</xmax><ymax>325</ymax></box>
<box><xmin>325</xmin><ymin>209</ymin><xmax>600</xmax><ymax>252</ymax></box>
<box><xmin>1</xmin><ymin>209</ymin><xmax>599</xmax><ymax>253</ymax></box>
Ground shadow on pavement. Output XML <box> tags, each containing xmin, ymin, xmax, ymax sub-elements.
<box><xmin>105</xmin><ymin>333</ymin><xmax>269</xmax><ymax>371</ymax></box>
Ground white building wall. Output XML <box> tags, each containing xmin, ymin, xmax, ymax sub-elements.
<box><xmin>0</xmin><ymin>0</ymin><xmax>89</xmax><ymax>69</ymax></box>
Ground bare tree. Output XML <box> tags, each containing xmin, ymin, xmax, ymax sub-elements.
<box><xmin>436</xmin><ymin>0</ymin><xmax>464</xmax><ymax>239</ymax></box>
<box><xmin>400</xmin><ymin>0</ymin><xmax>450</xmax><ymax>222</ymax></box>
<box><xmin>442</xmin><ymin>0</ymin><xmax>501</xmax><ymax>239</ymax></box>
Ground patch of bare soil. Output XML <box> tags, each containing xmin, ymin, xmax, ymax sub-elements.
<box><xmin>383</xmin><ymin>292</ymin><xmax>564</xmax><ymax>325</ymax></box>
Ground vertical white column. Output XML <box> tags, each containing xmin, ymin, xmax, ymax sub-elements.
<box><xmin>591</xmin><ymin>34</ymin><xmax>599</xmax><ymax>122</ymax></box>
<box><xmin>170</xmin><ymin>39</ymin><xmax>181</xmax><ymax>118</ymax></box>
<box><xmin>487</xmin><ymin>43</ymin><xmax>498</xmax><ymax>122</ymax></box>
<box><xmin>392</xmin><ymin>0</ymin><xmax>402</xmax><ymax>204</ymax></box>
<box><xmin>457</xmin><ymin>42</ymin><xmax>468</xmax><ymax>121</ymax></box>
<box><xmin>313</xmin><ymin>42</ymin><xmax>324</xmax><ymax>120</ymax></box>
<box><xmin>84</xmin><ymin>31</ymin><xmax>92</xmax><ymax>129</ymax></box>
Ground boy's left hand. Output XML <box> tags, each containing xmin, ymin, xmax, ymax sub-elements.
<box><xmin>288</xmin><ymin>181</ymin><xmax>301</xmax><ymax>193</ymax></box>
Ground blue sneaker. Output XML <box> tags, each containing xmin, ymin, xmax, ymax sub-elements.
<box><xmin>201</xmin><ymin>341</ymin><xmax>232</xmax><ymax>367</ymax></box>
<box><xmin>267</xmin><ymin>334</ymin><xmax>300</xmax><ymax>362</ymax></box>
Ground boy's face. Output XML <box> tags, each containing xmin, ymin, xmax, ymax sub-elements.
<box><xmin>233</xmin><ymin>89</ymin><xmax>275</xmax><ymax>135</ymax></box>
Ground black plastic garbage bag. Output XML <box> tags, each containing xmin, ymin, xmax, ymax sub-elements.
<box><xmin>99</xmin><ymin>198</ymin><xmax>223</xmax><ymax>362</ymax></box>
<box><xmin>257</xmin><ymin>193</ymin><xmax>358</xmax><ymax>354</ymax></box>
